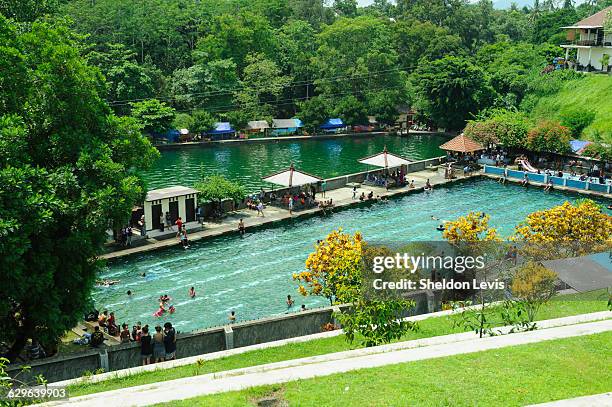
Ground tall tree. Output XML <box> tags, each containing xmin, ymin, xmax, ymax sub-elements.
<box><xmin>413</xmin><ymin>56</ymin><xmax>495</xmax><ymax>130</ymax></box>
<box><xmin>130</xmin><ymin>99</ymin><xmax>176</xmax><ymax>135</ymax></box>
<box><xmin>0</xmin><ymin>17</ymin><xmax>159</xmax><ymax>360</ymax></box>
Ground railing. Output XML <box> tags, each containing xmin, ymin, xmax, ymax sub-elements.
<box><xmin>483</xmin><ymin>165</ymin><xmax>611</xmax><ymax>194</ymax></box>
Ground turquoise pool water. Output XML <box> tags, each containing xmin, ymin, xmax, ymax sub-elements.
<box><xmin>97</xmin><ymin>179</ymin><xmax>611</xmax><ymax>332</ymax></box>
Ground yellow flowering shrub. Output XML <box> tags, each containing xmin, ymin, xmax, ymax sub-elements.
<box><xmin>442</xmin><ymin>212</ymin><xmax>501</xmax><ymax>243</ymax></box>
<box><xmin>293</xmin><ymin>228</ymin><xmax>363</xmax><ymax>304</ymax></box>
<box><xmin>513</xmin><ymin>200</ymin><xmax>612</xmax><ymax>259</ymax></box>
<box><xmin>511</xmin><ymin>262</ymin><xmax>557</xmax><ymax>322</ymax></box>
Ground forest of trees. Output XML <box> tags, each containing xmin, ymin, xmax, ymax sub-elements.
<box><xmin>2</xmin><ymin>0</ymin><xmax>611</xmax><ymax>133</ymax></box>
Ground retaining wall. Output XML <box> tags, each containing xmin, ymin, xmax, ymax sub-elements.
<box><xmin>7</xmin><ymin>290</ymin><xmax>439</xmax><ymax>383</ymax></box>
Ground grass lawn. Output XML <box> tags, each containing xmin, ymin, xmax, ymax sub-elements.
<box><xmin>66</xmin><ymin>289</ymin><xmax>610</xmax><ymax>397</ymax></box>
<box><xmin>530</xmin><ymin>75</ymin><xmax>612</xmax><ymax>142</ymax></box>
<box><xmin>167</xmin><ymin>331</ymin><xmax>612</xmax><ymax>407</ymax></box>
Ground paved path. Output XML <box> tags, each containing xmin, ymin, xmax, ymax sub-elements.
<box><xmin>527</xmin><ymin>392</ymin><xmax>612</xmax><ymax>406</ymax></box>
<box><xmin>50</xmin><ymin>311</ymin><xmax>611</xmax><ymax>388</ymax></box>
<box><xmin>45</xmin><ymin>318</ymin><xmax>612</xmax><ymax>406</ymax></box>
<box><xmin>101</xmin><ymin>167</ymin><xmax>460</xmax><ymax>260</ymax></box>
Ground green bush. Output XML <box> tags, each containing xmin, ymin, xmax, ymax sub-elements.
<box><xmin>526</xmin><ymin>120</ymin><xmax>572</xmax><ymax>153</ymax></box>
<box><xmin>559</xmin><ymin>108</ymin><xmax>596</xmax><ymax>137</ymax></box>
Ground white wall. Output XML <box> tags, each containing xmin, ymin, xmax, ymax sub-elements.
<box><xmin>577</xmin><ymin>47</ymin><xmax>611</xmax><ymax>70</ymax></box>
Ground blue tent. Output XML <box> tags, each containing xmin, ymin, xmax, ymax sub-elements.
<box><xmin>320</xmin><ymin>118</ymin><xmax>345</xmax><ymax>130</ymax></box>
<box><xmin>569</xmin><ymin>139</ymin><xmax>592</xmax><ymax>154</ymax></box>
<box><xmin>208</xmin><ymin>122</ymin><xmax>235</xmax><ymax>140</ymax></box>
<box><xmin>163</xmin><ymin>129</ymin><xmax>180</xmax><ymax>143</ymax></box>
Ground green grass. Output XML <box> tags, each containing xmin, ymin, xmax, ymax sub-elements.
<box><xmin>169</xmin><ymin>331</ymin><xmax>612</xmax><ymax>407</ymax></box>
<box><xmin>66</xmin><ymin>290</ymin><xmax>609</xmax><ymax>397</ymax></box>
<box><xmin>529</xmin><ymin>75</ymin><xmax>612</xmax><ymax>142</ymax></box>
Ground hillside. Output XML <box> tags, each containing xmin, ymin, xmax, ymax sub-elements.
<box><xmin>529</xmin><ymin>75</ymin><xmax>612</xmax><ymax>143</ymax></box>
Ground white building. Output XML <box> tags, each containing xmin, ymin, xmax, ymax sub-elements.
<box><xmin>144</xmin><ymin>186</ymin><xmax>198</xmax><ymax>232</ymax></box>
<box><xmin>561</xmin><ymin>6</ymin><xmax>612</xmax><ymax>71</ymax></box>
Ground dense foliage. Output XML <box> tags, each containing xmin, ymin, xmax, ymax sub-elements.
<box><xmin>0</xmin><ymin>16</ymin><xmax>158</xmax><ymax>360</ymax></box>
<box><xmin>5</xmin><ymin>0</ymin><xmax>606</xmax><ymax>133</ymax></box>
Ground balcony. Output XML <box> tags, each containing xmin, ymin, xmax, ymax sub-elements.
<box><xmin>562</xmin><ymin>39</ymin><xmax>612</xmax><ymax>47</ymax></box>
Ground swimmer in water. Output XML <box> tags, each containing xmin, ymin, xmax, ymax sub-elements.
<box><xmin>188</xmin><ymin>286</ymin><xmax>196</xmax><ymax>298</ymax></box>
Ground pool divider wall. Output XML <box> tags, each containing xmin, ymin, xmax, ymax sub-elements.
<box><xmin>200</xmin><ymin>156</ymin><xmax>446</xmax><ymax>219</ymax></box>
<box><xmin>6</xmin><ymin>290</ymin><xmax>440</xmax><ymax>384</ymax></box>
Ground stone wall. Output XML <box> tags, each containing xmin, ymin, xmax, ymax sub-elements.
<box><xmin>7</xmin><ymin>290</ymin><xmax>439</xmax><ymax>384</ymax></box>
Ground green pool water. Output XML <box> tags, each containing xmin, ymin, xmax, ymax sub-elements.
<box><xmin>142</xmin><ymin>134</ymin><xmax>449</xmax><ymax>191</ymax></box>
<box><xmin>97</xmin><ymin>179</ymin><xmax>611</xmax><ymax>332</ymax></box>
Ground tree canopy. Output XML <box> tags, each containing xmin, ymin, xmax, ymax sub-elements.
<box><xmin>0</xmin><ymin>16</ymin><xmax>158</xmax><ymax>360</ymax></box>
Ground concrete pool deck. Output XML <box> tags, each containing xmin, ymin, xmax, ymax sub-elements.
<box><xmin>101</xmin><ymin>167</ymin><xmax>464</xmax><ymax>260</ymax></box>
<box><xmin>102</xmin><ymin>166</ymin><xmax>611</xmax><ymax>261</ymax></box>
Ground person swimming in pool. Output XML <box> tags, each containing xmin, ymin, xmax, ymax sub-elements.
<box><xmin>188</xmin><ymin>286</ymin><xmax>196</xmax><ymax>298</ymax></box>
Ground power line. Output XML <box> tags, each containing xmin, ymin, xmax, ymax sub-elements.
<box><xmin>107</xmin><ymin>65</ymin><xmax>414</xmax><ymax>107</ymax></box>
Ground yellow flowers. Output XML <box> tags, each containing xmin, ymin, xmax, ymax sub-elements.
<box><xmin>442</xmin><ymin>212</ymin><xmax>501</xmax><ymax>243</ymax></box>
<box><xmin>512</xmin><ymin>200</ymin><xmax>612</xmax><ymax>258</ymax></box>
<box><xmin>294</xmin><ymin>228</ymin><xmax>363</xmax><ymax>304</ymax></box>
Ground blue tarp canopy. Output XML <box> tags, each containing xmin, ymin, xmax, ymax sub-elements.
<box><xmin>208</xmin><ymin>122</ymin><xmax>235</xmax><ymax>135</ymax></box>
<box><xmin>320</xmin><ymin>118</ymin><xmax>345</xmax><ymax>130</ymax></box>
<box><xmin>569</xmin><ymin>139</ymin><xmax>592</xmax><ymax>154</ymax></box>
<box><xmin>163</xmin><ymin>129</ymin><xmax>180</xmax><ymax>142</ymax></box>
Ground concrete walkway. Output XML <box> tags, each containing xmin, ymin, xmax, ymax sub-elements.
<box><xmin>45</xmin><ymin>318</ymin><xmax>612</xmax><ymax>406</ymax></box>
<box><xmin>50</xmin><ymin>310</ymin><xmax>611</xmax><ymax>388</ymax></box>
<box><xmin>527</xmin><ymin>393</ymin><xmax>612</xmax><ymax>407</ymax></box>
<box><xmin>102</xmin><ymin>166</ymin><xmax>459</xmax><ymax>260</ymax></box>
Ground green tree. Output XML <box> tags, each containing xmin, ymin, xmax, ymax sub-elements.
<box><xmin>334</xmin><ymin>95</ymin><xmax>369</xmax><ymax>126</ymax></box>
<box><xmin>0</xmin><ymin>0</ymin><xmax>58</xmax><ymax>22</ymax></box>
<box><xmin>194</xmin><ymin>174</ymin><xmax>246</xmax><ymax>215</ymax></box>
<box><xmin>413</xmin><ymin>56</ymin><xmax>495</xmax><ymax>130</ymax></box>
<box><xmin>298</xmin><ymin>96</ymin><xmax>331</xmax><ymax>132</ymax></box>
<box><xmin>86</xmin><ymin>43</ymin><xmax>160</xmax><ymax>110</ymax></box>
<box><xmin>526</xmin><ymin>120</ymin><xmax>572</xmax><ymax>153</ymax></box>
<box><xmin>367</xmin><ymin>91</ymin><xmax>401</xmax><ymax>127</ymax></box>
<box><xmin>130</xmin><ymin>99</ymin><xmax>176</xmax><ymax>135</ymax></box>
<box><xmin>559</xmin><ymin>107</ymin><xmax>596</xmax><ymax>137</ymax></box>
<box><xmin>313</xmin><ymin>16</ymin><xmax>402</xmax><ymax>104</ymax></box>
<box><xmin>233</xmin><ymin>54</ymin><xmax>292</xmax><ymax>120</ymax></box>
<box><xmin>0</xmin><ymin>17</ymin><xmax>158</xmax><ymax>360</ymax></box>
<box><xmin>195</xmin><ymin>12</ymin><xmax>277</xmax><ymax>72</ymax></box>
<box><xmin>464</xmin><ymin>109</ymin><xmax>529</xmax><ymax>148</ymax></box>
<box><xmin>191</xmin><ymin>110</ymin><xmax>217</xmax><ymax>135</ymax></box>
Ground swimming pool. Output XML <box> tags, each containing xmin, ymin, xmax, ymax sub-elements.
<box><xmin>96</xmin><ymin>179</ymin><xmax>611</xmax><ymax>332</ymax></box>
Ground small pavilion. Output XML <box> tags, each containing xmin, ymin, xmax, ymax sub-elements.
<box><xmin>262</xmin><ymin>163</ymin><xmax>322</xmax><ymax>188</ymax></box>
<box><xmin>440</xmin><ymin>134</ymin><xmax>485</xmax><ymax>155</ymax></box>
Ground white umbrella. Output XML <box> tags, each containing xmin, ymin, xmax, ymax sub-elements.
<box><xmin>358</xmin><ymin>146</ymin><xmax>411</xmax><ymax>169</ymax></box>
<box><xmin>262</xmin><ymin>163</ymin><xmax>322</xmax><ymax>187</ymax></box>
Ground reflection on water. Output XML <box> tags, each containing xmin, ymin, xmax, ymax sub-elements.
<box><xmin>141</xmin><ymin>134</ymin><xmax>450</xmax><ymax>191</ymax></box>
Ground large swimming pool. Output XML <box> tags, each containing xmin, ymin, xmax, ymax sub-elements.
<box><xmin>142</xmin><ymin>133</ymin><xmax>449</xmax><ymax>191</ymax></box>
<box><xmin>96</xmin><ymin>179</ymin><xmax>611</xmax><ymax>332</ymax></box>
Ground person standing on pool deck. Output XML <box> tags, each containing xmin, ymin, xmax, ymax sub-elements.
<box><xmin>140</xmin><ymin>325</ymin><xmax>152</xmax><ymax>365</ymax></box>
<box><xmin>175</xmin><ymin>216</ymin><xmax>183</xmax><ymax>233</ymax></box>
<box><xmin>238</xmin><ymin>219</ymin><xmax>245</xmax><ymax>235</ymax></box>
<box><xmin>288</xmin><ymin>196</ymin><xmax>293</xmax><ymax>215</ymax></box>
<box><xmin>352</xmin><ymin>186</ymin><xmax>357</xmax><ymax>199</ymax></box>
<box><xmin>256</xmin><ymin>201</ymin><xmax>264</xmax><ymax>217</ymax></box>
<box><xmin>321</xmin><ymin>180</ymin><xmax>327</xmax><ymax>198</ymax></box>
<box><xmin>165</xmin><ymin>211</ymin><xmax>173</xmax><ymax>231</ymax></box>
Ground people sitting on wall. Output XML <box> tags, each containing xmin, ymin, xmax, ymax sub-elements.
<box><xmin>544</xmin><ymin>180</ymin><xmax>554</xmax><ymax>192</ymax></box>
<box><xmin>90</xmin><ymin>326</ymin><xmax>105</xmax><ymax>348</ymax></box>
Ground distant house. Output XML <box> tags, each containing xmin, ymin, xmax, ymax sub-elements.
<box><xmin>246</xmin><ymin>120</ymin><xmax>270</xmax><ymax>135</ymax></box>
<box><xmin>271</xmin><ymin>118</ymin><xmax>303</xmax><ymax>136</ymax></box>
<box><xmin>561</xmin><ymin>6</ymin><xmax>612</xmax><ymax>71</ymax></box>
